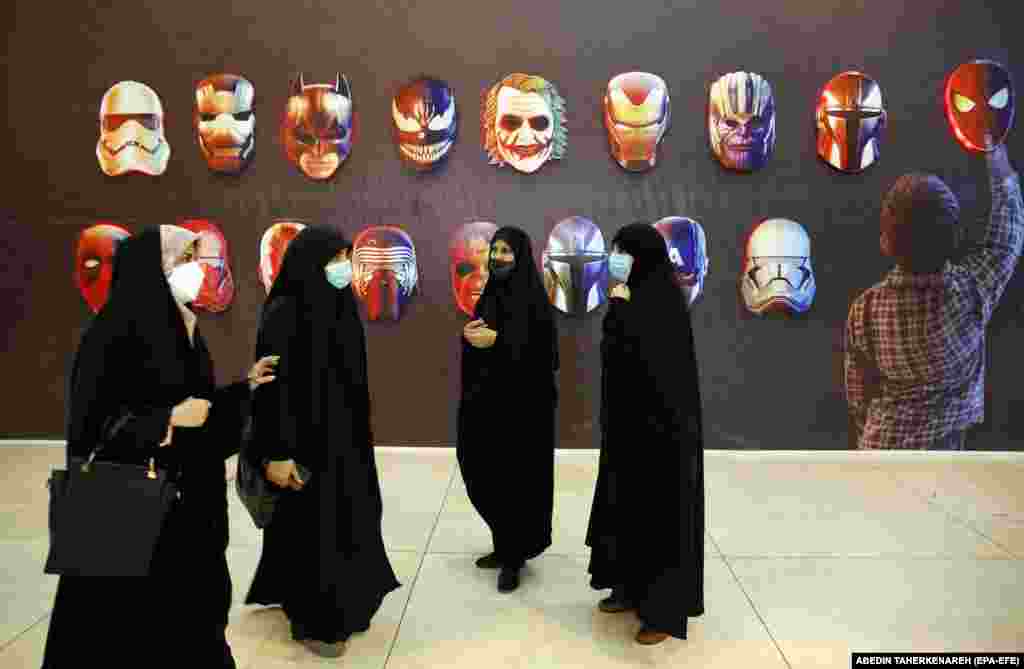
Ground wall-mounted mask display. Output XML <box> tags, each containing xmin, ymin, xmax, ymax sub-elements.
<box><xmin>352</xmin><ymin>226</ymin><xmax>418</xmax><ymax>321</ymax></box>
<box><xmin>75</xmin><ymin>223</ymin><xmax>131</xmax><ymax>313</ymax></box>
<box><xmin>542</xmin><ymin>216</ymin><xmax>607</xmax><ymax>316</ymax></box>
<box><xmin>652</xmin><ymin>216</ymin><xmax>708</xmax><ymax>306</ymax></box>
<box><xmin>482</xmin><ymin>73</ymin><xmax>567</xmax><ymax>174</ymax></box>
<box><xmin>945</xmin><ymin>59</ymin><xmax>1014</xmax><ymax>152</ymax></box>
<box><xmin>194</xmin><ymin>73</ymin><xmax>255</xmax><ymax>174</ymax></box>
<box><xmin>260</xmin><ymin>220</ymin><xmax>306</xmax><ymax>293</ymax></box>
<box><xmin>816</xmin><ymin>71</ymin><xmax>886</xmax><ymax>172</ymax></box>
<box><xmin>282</xmin><ymin>73</ymin><xmax>353</xmax><ymax>180</ymax></box>
<box><xmin>179</xmin><ymin>219</ymin><xmax>234</xmax><ymax>312</ymax></box>
<box><xmin>708</xmin><ymin>71</ymin><xmax>775</xmax><ymax>172</ymax></box>
<box><xmin>604</xmin><ymin>72</ymin><xmax>670</xmax><ymax>172</ymax></box>
<box><xmin>97</xmin><ymin>81</ymin><xmax>170</xmax><ymax>176</ymax></box>
<box><xmin>393</xmin><ymin>77</ymin><xmax>457</xmax><ymax>170</ymax></box>
<box><xmin>449</xmin><ymin>221</ymin><xmax>498</xmax><ymax>317</ymax></box>
<box><xmin>740</xmin><ymin>218</ymin><xmax>815</xmax><ymax>315</ymax></box>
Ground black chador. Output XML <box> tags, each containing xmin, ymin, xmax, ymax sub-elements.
<box><xmin>585</xmin><ymin>222</ymin><xmax>706</xmax><ymax>641</ymax></box>
<box><xmin>456</xmin><ymin>226</ymin><xmax>559</xmax><ymax>589</ymax></box>
<box><xmin>43</xmin><ymin>226</ymin><xmax>251</xmax><ymax>667</ymax></box>
<box><xmin>245</xmin><ymin>225</ymin><xmax>400</xmax><ymax>644</ymax></box>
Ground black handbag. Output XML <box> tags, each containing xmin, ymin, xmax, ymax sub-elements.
<box><xmin>235</xmin><ymin>416</ymin><xmax>311</xmax><ymax>529</ymax></box>
<box><xmin>45</xmin><ymin>439</ymin><xmax>180</xmax><ymax>577</ymax></box>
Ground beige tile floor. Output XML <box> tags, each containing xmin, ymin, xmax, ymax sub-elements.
<box><xmin>1</xmin><ymin>445</ymin><xmax>1022</xmax><ymax>668</ymax></box>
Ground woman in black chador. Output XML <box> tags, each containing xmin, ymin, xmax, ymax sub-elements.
<box><xmin>42</xmin><ymin>226</ymin><xmax>277</xmax><ymax>668</ymax></box>
<box><xmin>585</xmin><ymin>222</ymin><xmax>705</xmax><ymax>646</ymax></box>
<box><xmin>245</xmin><ymin>224</ymin><xmax>400</xmax><ymax>658</ymax></box>
<box><xmin>457</xmin><ymin>226</ymin><xmax>559</xmax><ymax>593</ymax></box>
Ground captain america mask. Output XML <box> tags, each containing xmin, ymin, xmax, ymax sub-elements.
<box><xmin>652</xmin><ymin>216</ymin><xmax>708</xmax><ymax>305</ymax></box>
<box><xmin>945</xmin><ymin>60</ymin><xmax>1014</xmax><ymax>152</ymax></box>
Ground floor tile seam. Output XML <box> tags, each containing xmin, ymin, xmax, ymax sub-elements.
<box><xmin>913</xmin><ymin>493</ymin><xmax>1021</xmax><ymax>559</ymax></box>
<box><xmin>717</xmin><ymin>552</ymin><xmax>795</xmax><ymax>669</ymax></box>
<box><xmin>382</xmin><ymin>457</ymin><xmax>458</xmax><ymax>669</ymax></box>
<box><xmin>0</xmin><ymin>610</ymin><xmax>49</xmax><ymax>655</ymax></box>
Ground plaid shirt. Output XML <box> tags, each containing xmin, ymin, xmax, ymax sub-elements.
<box><xmin>845</xmin><ymin>171</ymin><xmax>1023</xmax><ymax>449</ymax></box>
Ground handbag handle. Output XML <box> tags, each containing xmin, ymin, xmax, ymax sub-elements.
<box><xmin>79</xmin><ymin>413</ymin><xmax>158</xmax><ymax>480</ymax></box>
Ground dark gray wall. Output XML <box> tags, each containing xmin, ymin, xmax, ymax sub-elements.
<box><xmin>3</xmin><ymin>0</ymin><xmax>1022</xmax><ymax>448</ymax></box>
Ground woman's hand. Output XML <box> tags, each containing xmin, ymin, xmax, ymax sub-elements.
<box><xmin>610</xmin><ymin>284</ymin><xmax>631</xmax><ymax>301</ymax></box>
<box><xmin>464</xmin><ymin>319</ymin><xmax>497</xmax><ymax>349</ymax></box>
<box><xmin>265</xmin><ymin>459</ymin><xmax>304</xmax><ymax>491</ymax></box>
<box><xmin>159</xmin><ymin>422</ymin><xmax>174</xmax><ymax>447</ymax></box>
<box><xmin>248</xmin><ymin>355</ymin><xmax>280</xmax><ymax>391</ymax></box>
<box><xmin>170</xmin><ymin>397</ymin><xmax>212</xmax><ymax>428</ymax></box>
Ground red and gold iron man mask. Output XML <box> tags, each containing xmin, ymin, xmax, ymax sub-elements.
<box><xmin>179</xmin><ymin>218</ymin><xmax>234</xmax><ymax>312</ymax></box>
<box><xmin>195</xmin><ymin>74</ymin><xmax>255</xmax><ymax>174</ymax></box>
<box><xmin>945</xmin><ymin>60</ymin><xmax>1014</xmax><ymax>152</ymax></box>
<box><xmin>816</xmin><ymin>71</ymin><xmax>886</xmax><ymax>172</ymax></box>
<box><xmin>75</xmin><ymin>223</ymin><xmax>130</xmax><ymax>312</ymax></box>
<box><xmin>604</xmin><ymin>72</ymin><xmax>670</xmax><ymax>172</ymax></box>
<box><xmin>281</xmin><ymin>73</ymin><xmax>354</xmax><ymax>180</ymax></box>
<box><xmin>449</xmin><ymin>221</ymin><xmax>497</xmax><ymax>316</ymax></box>
<box><xmin>260</xmin><ymin>220</ymin><xmax>306</xmax><ymax>293</ymax></box>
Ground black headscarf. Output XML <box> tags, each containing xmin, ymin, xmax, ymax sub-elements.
<box><xmin>255</xmin><ymin>224</ymin><xmax>367</xmax><ymax>451</ymax></box>
<box><xmin>612</xmin><ymin>222</ymin><xmax>688</xmax><ymax>320</ymax></box>
<box><xmin>473</xmin><ymin>226</ymin><xmax>559</xmax><ymax>372</ymax></box>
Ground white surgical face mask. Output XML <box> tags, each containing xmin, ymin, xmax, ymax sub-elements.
<box><xmin>167</xmin><ymin>261</ymin><xmax>204</xmax><ymax>304</ymax></box>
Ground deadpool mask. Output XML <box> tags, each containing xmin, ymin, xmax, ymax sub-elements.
<box><xmin>179</xmin><ymin>218</ymin><xmax>234</xmax><ymax>311</ymax></box>
<box><xmin>260</xmin><ymin>220</ymin><xmax>306</xmax><ymax>293</ymax></box>
<box><xmin>282</xmin><ymin>73</ymin><xmax>354</xmax><ymax>180</ymax></box>
<box><xmin>945</xmin><ymin>59</ymin><xmax>1014</xmax><ymax>152</ymax></box>
<box><xmin>75</xmin><ymin>223</ymin><xmax>131</xmax><ymax>312</ymax></box>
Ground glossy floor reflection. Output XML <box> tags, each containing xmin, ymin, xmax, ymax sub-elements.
<box><xmin>1</xmin><ymin>445</ymin><xmax>1021</xmax><ymax>668</ymax></box>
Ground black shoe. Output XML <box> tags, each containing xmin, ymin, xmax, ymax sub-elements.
<box><xmin>497</xmin><ymin>566</ymin><xmax>520</xmax><ymax>592</ymax></box>
<box><xmin>598</xmin><ymin>587</ymin><xmax>635</xmax><ymax>613</ymax></box>
<box><xmin>475</xmin><ymin>552</ymin><xmax>502</xmax><ymax>569</ymax></box>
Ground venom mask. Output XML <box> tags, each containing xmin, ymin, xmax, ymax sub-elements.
<box><xmin>282</xmin><ymin>73</ymin><xmax>354</xmax><ymax>180</ymax></box>
<box><xmin>393</xmin><ymin>77</ymin><xmax>457</xmax><ymax>170</ymax></box>
<box><xmin>482</xmin><ymin>73</ymin><xmax>567</xmax><ymax>174</ymax></box>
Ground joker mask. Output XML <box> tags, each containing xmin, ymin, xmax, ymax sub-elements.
<box><xmin>708</xmin><ymin>71</ymin><xmax>776</xmax><ymax>172</ymax></box>
<box><xmin>740</xmin><ymin>218</ymin><xmax>815</xmax><ymax>315</ymax></box>
<box><xmin>179</xmin><ymin>218</ymin><xmax>234</xmax><ymax>312</ymax></box>
<box><xmin>282</xmin><ymin>73</ymin><xmax>353</xmax><ymax>180</ymax></box>
<box><xmin>393</xmin><ymin>77</ymin><xmax>457</xmax><ymax>170</ymax></box>
<box><xmin>75</xmin><ymin>223</ymin><xmax>131</xmax><ymax>312</ymax></box>
<box><xmin>195</xmin><ymin>74</ymin><xmax>255</xmax><ymax>174</ymax></box>
<box><xmin>604</xmin><ymin>72</ymin><xmax>670</xmax><ymax>171</ymax></box>
<box><xmin>450</xmin><ymin>221</ymin><xmax>498</xmax><ymax>316</ymax></box>
<box><xmin>817</xmin><ymin>71</ymin><xmax>886</xmax><ymax>172</ymax></box>
<box><xmin>543</xmin><ymin>216</ymin><xmax>607</xmax><ymax>316</ymax></box>
<box><xmin>945</xmin><ymin>59</ymin><xmax>1014</xmax><ymax>152</ymax></box>
<box><xmin>483</xmin><ymin>73</ymin><xmax>567</xmax><ymax>174</ymax></box>
<box><xmin>260</xmin><ymin>220</ymin><xmax>306</xmax><ymax>293</ymax></box>
<box><xmin>97</xmin><ymin>81</ymin><xmax>170</xmax><ymax>176</ymax></box>
<box><xmin>352</xmin><ymin>226</ymin><xmax>418</xmax><ymax>321</ymax></box>
<box><xmin>652</xmin><ymin>217</ymin><xmax>708</xmax><ymax>306</ymax></box>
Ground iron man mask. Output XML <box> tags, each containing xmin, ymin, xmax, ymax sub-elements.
<box><xmin>604</xmin><ymin>72</ymin><xmax>670</xmax><ymax>172</ymax></box>
<box><xmin>195</xmin><ymin>74</ymin><xmax>255</xmax><ymax>174</ymax></box>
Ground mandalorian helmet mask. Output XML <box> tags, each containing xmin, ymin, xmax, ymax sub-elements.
<box><xmin>944</xmin><ymin>59</ymin><xmax>1014</xmax><ymax>152</ymax></box>
<box><xmin>604</xmin><ymin>72</ymin><xmax>670</xmax><ymax>172</ymax></box>
<box><xmin>195</xmin><ymin>73</ymin><xmax>255</xmax><ymax>174</ymax></box>
<box><xmin>708</xmin><ymin>71</ymin><xmax>776</xmax><ymax>172</ymax></box>
<box><xmin>392</xmin><ymin>77</ymin><xmax>457</xmax><ymax>170</ymax></box>
<box><xmin>75</xmin><ymin>223</ymin><xmax>131</xmax><ymax>312</ymax></box>
<box><xmin>816</xmin><ymin>71</ymin><xmax>886</xmax><ymax>172</ymax></box>
<box><xmin>259</xmin><ymin>220</ymin><xmax>306</xmax><ymax>293</ymax></box>
<box><xmin>282</xmin><ymin>73</ymin><xmax>354</xmax><ymax>180</ymax></box>
<box><xmin>652</xmin><ymin>216</ymin><xmax>708</xmax><ymax>306</ymax></box>
<box><xmin>543</xmin><ymin>216</ymin><xmax>608</xmax><ymax>316</ymax></box>
<box><xmin>179</xmin><ymin>218</ymin><xmax>234</xmax><ymax>312</ymax></box>
<box><xmin>741</xmin><ymin>218</ymin><xmax>815</xmax><ymax>315</ymax></box>
<box><xmin>97</xmin><ymin>81</ymin><xmax>170</xmax><ymax>176</ymax></box>
<box><xmin>449</xmin><ymin>221</ymin><xmax>497</xmax><ymax>317</ymax></box>
<box><xmin>352</xmin><ymin>226</ymin><xmax>419</xmax><ymax>321</ymax></box>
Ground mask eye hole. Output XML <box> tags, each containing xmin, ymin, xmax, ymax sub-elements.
<box><xmin>499</xmin><ymin>115</ymin><xmax>523</xmax><ymax>132</ymax></box>
<box><xmin>989</xmin><ymin>87</ymin><xmax>1010</xmax><ymax>110</ymax></box>
<box><xmin>84</xmin><ymin>259</ymin><xmax>100</xmax><ymax>270</ymax></box>
<box><xmin>199</xmin><ymin>113</ymin><xmax>217</xmax><ymax>123</ymax></box>
<box><xmin>528</xmin><ymin>116</ymin><xmax>550</xmax><ymax>132</ymax></box>
<box><xmin>455</xmin><ymin>262</ymin><xmax>474</xmax><ymax>277</ymax></box>
<box><xmin>233</xmin><ymin>111</ymin><xmax>253</xmax><ymax>121</ymax></box>
<box><xmin>294</xmin><ymin>128</ymin><xmax>315</xmax><ymax>144</ymax></box>
<box><xmin>428</xmin><ymin>104</ymin><xmax>455</xmax><ymax>131</ymax></box>
<box><xmin>953</xmin><ymin>93</ymin><xmax>976</xmax><ymax>113</ymax></box>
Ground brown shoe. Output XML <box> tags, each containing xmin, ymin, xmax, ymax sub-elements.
<box><xmin>598</xmin><ymin>594</ymin><xmax>634</xmax><ymax>613</ymax></box>
<box><xmin>635</xmin><ymin>626</ymin><xmax>669</xmax><ymax>645</ymax></box>
<box><xmin>302</xmin><ymin>639</ymin><xmax>346</xmax><ymax>657</ymax></box>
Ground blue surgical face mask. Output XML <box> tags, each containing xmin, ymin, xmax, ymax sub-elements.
<box><xmin>325</xmin><ymin>259</ymin><xmax>353</xmax><ymax>290</ymax></box>
<box><xmin>608</xmin><ymin>252</ymin><xmax>633</xmax><ymax>283</ymax></box>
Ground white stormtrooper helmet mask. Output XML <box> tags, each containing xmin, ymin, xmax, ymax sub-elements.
<box><xmin>741</xmin><ymin>218</ymin><xmax>815</xmax><ymax>315</ymax></box>
<box><xmin>97</xmin><ymin>81</ymin><xmax>170</xmax><ymax>176</ymax></box>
